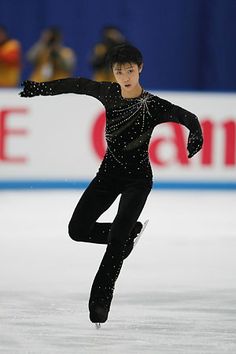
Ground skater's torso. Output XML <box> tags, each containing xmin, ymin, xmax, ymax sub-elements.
<box><xmin>75</xmin><ymin>79</ymin><xmax>198</xmax><ymax>181</ymax></box>
<box><xmin>99</xmin><ymin>86</ymin><xmax>156</xmax><ymax>180</ymax></box>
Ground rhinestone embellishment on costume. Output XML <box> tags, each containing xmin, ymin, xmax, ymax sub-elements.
<box><xmin>105</xmin><ymin>92</ymin><xmax>153</xmax><ymax>168</ymax></box>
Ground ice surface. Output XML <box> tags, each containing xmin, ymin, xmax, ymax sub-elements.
<box><xmin>0</xmin><ymin>190</ymin><xmax>236</xmax><ymax>353</ymax></box>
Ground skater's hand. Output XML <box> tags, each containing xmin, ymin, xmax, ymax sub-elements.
<box><xmin>19</xmin><ymin>80</ymin><xmax>42</xmax><ymax>97</ymax></box>
<box><xmin>187</xmin><ymin>131</ymin><xmax>203</xmax><ymax>158</ymax></box>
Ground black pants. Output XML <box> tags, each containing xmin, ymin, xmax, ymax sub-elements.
<box><xmin>68</xmin><ymin>173</ymin><xmax>152</xmax><ymax>310</ymax></box>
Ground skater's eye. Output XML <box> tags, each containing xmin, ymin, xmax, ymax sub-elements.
<box><xmin>114</xmin><ymin>69</ymin><xmax>122</xmax><ymax>75</ymax></box>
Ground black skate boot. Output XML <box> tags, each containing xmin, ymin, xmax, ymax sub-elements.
<box><xmin>122</xmin><ymin>221</ymin><xmax>143</xmax><ymax>259</ymax></box>
<box><xmin>88</xmin><ymin>238</ymin><xmax>128</xmax><ymax>327</ymax></box>
<box><xmin>89</xmin><ymin>298</ymin><xmax>110</xmax><ymax>327</ymax></box>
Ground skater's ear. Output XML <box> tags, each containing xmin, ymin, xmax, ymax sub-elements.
<box><xmin>138</xmin><ymin>63</ymin><xmax>143</xmax><ymax>73</ymax></box>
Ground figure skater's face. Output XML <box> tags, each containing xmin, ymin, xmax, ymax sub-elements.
<box><xmin>112</xmin><ymin>62</ymin><xmax>143</xmax><ymax>94</ymax></box>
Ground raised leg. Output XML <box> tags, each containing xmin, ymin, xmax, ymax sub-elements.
<box><xmin>68</xmin><ymin>176</ymin><xmax>118</xmax><ymax>244</ymax></box>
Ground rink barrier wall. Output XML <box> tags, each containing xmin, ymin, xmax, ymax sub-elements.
<box><xmin>0</xmin><ymin>90</ymin><xmax>236</xmax><ymax>190</ymax></box>
<box><xmin>0</xmin><ymin>180</ymin><xmax>236</xmax><ymax>190</ymax></box>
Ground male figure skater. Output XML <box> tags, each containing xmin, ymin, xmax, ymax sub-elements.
<box><xmin>20</xmin><ymin>44</ymin><xmax>203</xmax><ymax>326</ymax></box>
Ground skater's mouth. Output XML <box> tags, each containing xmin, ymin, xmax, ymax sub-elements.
<box><xmin>124</xmin><ymin>84</ymin><xmax>131</xmax><ymax>88</ymax></box>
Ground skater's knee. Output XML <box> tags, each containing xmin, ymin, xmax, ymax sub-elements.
<box><xmin>68</xmin><ymin>220</ymin><xmax>86</xmax><ymax>242</ymax></box>
<box><xmin>68</xmin><ymin>222</ymin><xmax>78</xmax><ymax>241</ymax></box>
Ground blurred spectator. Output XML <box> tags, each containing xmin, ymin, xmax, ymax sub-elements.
<box><xmin>27</xmin><ymin>27</ymin><xmax>76</xmax><ymax>82</ymax></box>
<box><xmin>0</xmin><ymin>25</ymin><xmax>21</xmax><ymax>87</ymax></box>
<box><xmin>90</xmin><ymin>26</ymin><xmax>127</xmax><ymax>82</ymax></box>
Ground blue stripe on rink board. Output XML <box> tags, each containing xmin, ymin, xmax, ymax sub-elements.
<box><xmin>0</xmin><ymin>180</ymin><xmax>236</xmax><ymax>190</ymax></box>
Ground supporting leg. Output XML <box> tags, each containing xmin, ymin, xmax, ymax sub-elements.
<box><xmin>89</xmin><ymin>181</ymin><xmax>151</xmax><ymax>323</ymax></box>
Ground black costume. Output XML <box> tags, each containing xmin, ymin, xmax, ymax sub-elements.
<box><xmin>20</xmin><ymin>78</ymin><xmax>203</xmax><ymax>323</ymax></box>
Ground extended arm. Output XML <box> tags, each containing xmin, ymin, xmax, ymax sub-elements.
<box><xmin>19</xmin><ymin>77</ymin><xmax>108</xmax><ymax>102</ymax></box>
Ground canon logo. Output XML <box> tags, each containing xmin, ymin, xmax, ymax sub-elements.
<box><xmin>91</xmin><ymin>111</ymin><xmax>236</xmax><ymax>166</ymax></box>
<box><xmin>0</xmin><ymin>108</ymin><xmax>28</xmax><ymax>162</ymax></box>
<box><xmin>1</xmin><ymin>107</ymin><xmax>235</xmax><ymax>169</ymax></box>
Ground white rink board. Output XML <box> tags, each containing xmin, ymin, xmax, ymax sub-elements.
<box><xmin>0</xmin><ymin>89</ymin><xmax>236</xmax><ymax>186</ymax></box>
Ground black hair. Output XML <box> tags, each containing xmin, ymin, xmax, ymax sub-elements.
<box><xmin>107</xmin><ymin>44</ymin><xmax>143</xmax><ymax>69</ymax></box>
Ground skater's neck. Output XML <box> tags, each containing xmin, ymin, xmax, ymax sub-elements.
<box><xmin>121</xmin><ymin>84</ymin><xmax>143</xmax><ymax>99</ymax></box>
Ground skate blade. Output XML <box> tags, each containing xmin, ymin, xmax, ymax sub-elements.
<box><xmin>134</xmin><ymin>219</ymin><xmax>149</xmax><ymax>248</ymax></box>
<box><xmin>95</xmin><ymin>323</ymin><xmax>101</xmax><ymax>329</ymax></box>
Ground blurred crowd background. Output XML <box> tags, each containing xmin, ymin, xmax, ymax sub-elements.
<box><xmin>0</xmin><ymin>0</ymin><xmax>235</xmax><ymax>91</ymax></box>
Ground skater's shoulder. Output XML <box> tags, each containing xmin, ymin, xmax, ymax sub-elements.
<box><xmin>100</xmin><ymin>81</ymin><xmax>120</xmax><ymax>91</ymax></box>
<box><xmin>144</xmin><ymin>91</ymin><xmax>173</xmax><ymax>106</ymax></box>
<box><xmin>144</xmin><ymin>90</ymin><xmax>163</xmax><ymax>100</ymax></box>
<box><xmin>97</xmin><ymin>81</ymin><xmax>120</xmax><ymax>99</ymax></box>
<box><xmin>141</xmin><ymin>90</ymin><xmax>163</xmax><ymax>104</ymax></box>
